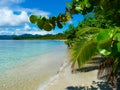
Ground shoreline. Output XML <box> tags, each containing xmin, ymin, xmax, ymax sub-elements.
<box><xmin>37</xmin><ymin>58</ymin><xmax>70</xmax><ymax>90</ymax></box>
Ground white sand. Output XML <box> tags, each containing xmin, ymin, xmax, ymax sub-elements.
<box><xmin>44</xmin><ymin>61</ymin><xmax>103</xmax><ymax>90</ymax></box>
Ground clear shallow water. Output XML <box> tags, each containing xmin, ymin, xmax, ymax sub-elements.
<box><xmin>0</xmin><ymin>40</ymin><xmax>67</xmax><ymax>72</ymax></box>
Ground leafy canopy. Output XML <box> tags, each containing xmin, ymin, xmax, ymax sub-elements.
<box><xmin>30</xmin><ymin>0</ymin><xmax>120</xmax><ymax>30</ymax></box>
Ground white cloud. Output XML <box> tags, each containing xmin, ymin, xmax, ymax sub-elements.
<box><xmin>0</xmin><ymin>7</ymin><xmax>50</xmax><ymax>27</ymax></box>
<box><xmin>0</xmin><ymin>8</ymin><xmax>29</xmax><ymax>26</ymax></box>
<box><xmin>0</xmin><ymin>30</ymin><xmax>54</xmax><ymax>35</ymax></box>
<box><xmin>0</xmin><ymin>25</ymin><xmax>55</xmax><ymax>35</ymax></box>
<box><xmin>23</xmin><ymin>31</ymin><xmax>54</xmax><ymax>35</ymax></box>
<box><xmin>17</xmin><ymin>8</ymin><xmax>50</xmax><ymax>17</ymax></box>
<box><xmin>0</xmin><ymin>30</ymin><xmax>14</xmax><ymax>35</ymax></box>
<box><xmin>0</xmin><ymin>0</ymin><xmax>24</xmax><ymax>7</ymax></box>
<box><xmin>0</xmin><ymin>7</ymin><xmax>52</xmax><ymax>35</ymax></box>
<box><xmin>28</xmin><ymin>9</ymin><xmax>50</xmax><ymax>17</ymax></box>
<box><xmin>0</xmin><ymin>0</ymin><xmax>50</xmax><ymax>18</ymax></box>
<box><xmin>0</xmin><ymin>0</ymin><xmax>52</xmax><ymax>35</ymax></box>
<box><xmin>24</xmin><ymin>23</ymin><xmax>31</xmax><ymax>30</ymax></box>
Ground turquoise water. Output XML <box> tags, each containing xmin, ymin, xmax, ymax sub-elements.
<box><xmin>0</xmin><ymin>40</ymin><xmax>67</xmax><ymax>72</ymax></box>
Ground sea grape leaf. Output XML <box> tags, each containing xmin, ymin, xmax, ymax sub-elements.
<box><xmin>96</xmin><ymin>29</ymin><xmax>115</xmax><ymax>56</ymax></box>
<box><xmin>43</xmin><ymin>21</ymin><xmax>53</xmax><ymax>31</ymax></box>
<box><xmin>57</xmin><ymin>22</ymin><xmax>63</xmax><ymax>28</ymax></box>
<box><xmin>96</xmin><ymin>29</ymin><xmax>114</xmax><ymax>43</ymax></box>
<box><xmin>37</xmin><ymin>19</ymin><xmax>44</xmax><ymax>29</ymax></box>
<box><xmin>111</xmin><ymin>42</ymin><xmax>118</xmax><ymax>57</ymax></box>
<box><xmin>117</xmin><ymin>42</ymin><xmax>120</xmax><ymax>52</ymax></box>
<box><xmin>97</xmin><ymin>39</ymin><xmax>112</xmax><ymax>56</ymax></box>
<box><xmin>84</xmin><ymin>0</ymin><xmax>91</xmax><ymax>8</ymax></box>
<box><xmin>30</xmin><ymin>15</ymin><xmax>38</xmax><ymax>24</ymax></box>
<box><xmin>75</xmin><ymin>6</ymin><xmax>83</xmax><ymax>11</ymax></box>
<box><xmin>99</xmin><ymin>49</ymin><xmax>111</xmax><ymax>56</ymax></box>
<box><xmin>65</xmin><ymin>13</ymin><xmax>71</xmax><ymax>21</ymax></box>
<box><xmin>113</xmin><ymin>33</ymin><xmax>120</xmax><ymax>41</ymax></box>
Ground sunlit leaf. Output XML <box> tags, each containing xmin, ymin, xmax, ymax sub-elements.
<box><xmin>97</xmin><ymin>39</ymin><xmax>112</xmax><ymax>56</ymax></box>
<box><xmin>75</xmin><ymin>6</ymin><xmax>83</xmax><ymax>11</ymax></box>
<box><xmin>99</xmin><ymin>49</ymin><xmax>111</xmax><ymax>56</ymax></box>
<box><xmin>113</xmin><ymin>33</ymin><xmax>120</xmax><ymax>41</ymax></box>
<box><xmin>65</xmin><ymin>13</ymin><xmax>71</xmax><ymax>21</ymax></box>
<box><xmin>96</xmin><ymin>29</ymin><xmax>114</xmax><ymax>43</ymax></box>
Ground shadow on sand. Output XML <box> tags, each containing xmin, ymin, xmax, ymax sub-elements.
<box><xmin>66</xmin><ymin>81</ymin><xmax>114</xmax><ymax>90</ymax></box>
<box><xmin>67</xmin><ymin>57</ymin><xmax>118</xmax><ymax>90</ymax></box>
<box><xmin>71</xmin><ymin>57</ymin><xmax>102</xmax><ymax>73</ymax></box>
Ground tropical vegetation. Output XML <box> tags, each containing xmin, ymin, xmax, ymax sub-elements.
<box><xmin>29</xmin><ymin>0</ymin><xmax>120</xmax><ymax>88</ymax></box>
<box><xmin>13</xmin><ymin>33</ymin><xmax>66</xmax><ymax>40</ymax></box>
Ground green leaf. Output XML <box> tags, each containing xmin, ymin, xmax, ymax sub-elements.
<box><xmin>43</xmin><ymin>21</ymin><xmax>53</xmax><ymax>31</ymax></box>
<box><xmin>98</xmin><ymin>49</ymin><xmax>111</xmax><ymax>56</ymax></box>
<box><xmin>96</xmin><ymin>29</ymin><xmax>116</xmax><ymax>56</ymax></box>
<box><xmin>51</xmin><ymin>16</ymin><xmax>57</xmax><ymax>21</ymax></box>
<box><xmin>65</xmin><ymin>13</ymin><xmax>71</xmax><ymax>21</ymax></box>
<box><xmin>75</xmin><ymin>6</ymin><xmax>83</xmax><ymax>11</ymax></box>
<box><xmin>111</xmin><ymin>42</ymin><xmax>118</xmax><ymax>57</ymax></box>
<box><xmin>84</xmin><ymin>0</ymin><xmax>91</xmax><ymax>8</ymax></box>
<box><xmin>57</xmin><ymin>22</ymin><xmax>63</xmax><ymax>28</ymax></box>
<box><xmin>96</xmin><ymin>29</ymin><xmax>115</xmax><ymax>43</ymax></box>
<box><xmin>113</xmin><ymin>33</ymin><xmax>120</xmax><ymax>41</ymax></box>
<box><xmin>66</xmin><ymin>2</ymin><xmax>71</xmax><ymax>7</ymax></box>
<box><xmin>97</xmin><ymin>39</ymin><xmax>112</xmax><ymax>56</ymax></box>
<box><xmin>71</xmin><ymin>39</ymin><xmax>97</xmax><ymax>68</ymax></box>
<box><xmin>117</xmin><ymin>42</ymin><xmax>120</xmax><ymax>52</ymax></box>
<box><xmin>29</xmin><ymin>15</ymin><xmax>38</xmax><ymax>24</ymax></box>
<box><xmin>37</xmin><ymin>19</ymin><xmax>44</xmax><ymax>29</ymax></box>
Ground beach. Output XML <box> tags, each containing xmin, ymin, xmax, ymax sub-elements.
<box><xmin>0</xmin><ymin>51</ymin><xmax>114</xmax><ymax>90</ymax></box>
<box><xmin>0</xmin><ymin>40</ymin><xmax>113</xmax><ymax>90</ymax></box>
<box><xmin>44</xmin><ymin>59</ymin><xmax>113</xmax><ymax>90</ymax></box>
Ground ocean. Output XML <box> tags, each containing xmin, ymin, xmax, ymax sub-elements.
<box><xmin>0</xmin><ymin>40</ymin><xmax>68</xmax><ymax>90</ymax></box>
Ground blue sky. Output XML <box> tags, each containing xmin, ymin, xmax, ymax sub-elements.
<box><xmin>0</xmin><ymin>0</ymin><xmax>83</xmax><ymax>35</ymax></box>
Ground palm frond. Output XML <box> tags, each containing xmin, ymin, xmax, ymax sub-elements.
<box><xmin>71</xmin><ymin>39</ymin><xmax>97</xmax><ymax>69</ymax></box>
<box><xmin>70</xmin><ymin>27</ymin><xmax>100</xmax><ymax>70</ymax></box>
